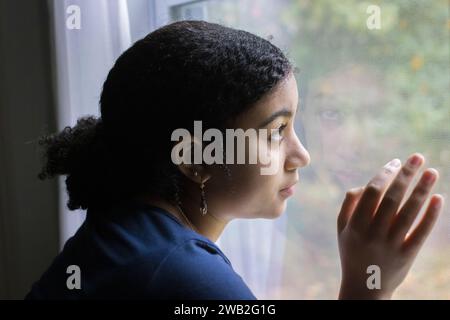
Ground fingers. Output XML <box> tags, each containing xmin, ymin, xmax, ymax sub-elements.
<box><xmin>371</xmin><ymin>153</ymin><xmax>425</xmax><ymax>236</ymax></box>
<box><xmin>388</xmin><ymin>168</ymin><xmax>439</xmax><ymax>244</ymax></box>
<box><xmin>402</xmin><ymin>194</ymin><xmax>444</xmax><ymax>255</ymax></box>
<box><xmin>338</xmin><ymin>186</ymin><xmax>365</xmax><ymax>234</ymax></box>
<box><xmin>349</xmin><ymin>158</ymin><xmax>402</xmax><ymax>231</ymax></box>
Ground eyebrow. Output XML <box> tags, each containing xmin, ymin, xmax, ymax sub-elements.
<box><xmin>257</xmin><ymin>106</ymin><xmax>298</xmax><ymax>128</ymax></box>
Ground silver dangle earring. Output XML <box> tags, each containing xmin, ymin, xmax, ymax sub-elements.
<box><xmin>194</xmin><ymin>171</ymin><xmax>207</xmax><ymax>216</ymax></box>
<box><xmin>200</xmin><ymin>181</ymin><xmax>207</xmax><ymax>216</ymax></box>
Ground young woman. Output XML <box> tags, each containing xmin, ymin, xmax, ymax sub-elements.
<box><xmin>26</xmin><ymin>20</ymin><xmax>443</xmax><ymax>300</ymax></box>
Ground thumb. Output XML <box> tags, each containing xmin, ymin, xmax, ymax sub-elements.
<box><xmin>337</xmin><ymin>186</ymin><xmax>365</xmax><ymax>234</ymax></box>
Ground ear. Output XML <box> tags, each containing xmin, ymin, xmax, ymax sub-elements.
<box><xmin>177</xmin><ymin>163</ymin><xmax>212</xmax><ymax>184</ymax></box>
<box><xmin>172</xmin><ymin>135</ymin><xmax>212</xmax><ymax>184</ymax></box>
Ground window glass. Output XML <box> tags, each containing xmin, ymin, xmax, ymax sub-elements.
<box><xmin>171</xmin><ymin>0</ymin><xmax>450</xmax><ymax>299</ymax></box>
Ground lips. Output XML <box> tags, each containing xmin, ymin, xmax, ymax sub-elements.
<box><xmin>280</xmin><ymin>180</ymin><xmax>299</xmax><ymax>191</ymax></box>
<box><xmin>279</xmin><ymin>180</ymin><xmax>299</xmax><ymax>198</ymax></box>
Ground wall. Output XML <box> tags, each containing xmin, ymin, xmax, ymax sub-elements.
<box><xmin>0</xmin><ymin>0</ymin><xmax>60</xmax><ymax>299</ymax></box>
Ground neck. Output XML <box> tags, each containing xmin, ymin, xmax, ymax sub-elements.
<box><xmin>184</xmin><ymin>204</ymin><xmax>229</xmax><ymax>243</ymax></box>
<box><xmin>134</xmin><ymin>194</ymin><xmax>229</xmax><ymax>243</ymax></box>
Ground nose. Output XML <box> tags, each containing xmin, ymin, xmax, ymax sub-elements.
<box><xmin>285</xmin><ymin>132</ymin><xmax>311</xmax><ymax>171</ymax></box>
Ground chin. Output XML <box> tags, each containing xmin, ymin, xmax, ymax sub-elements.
<box><xmin>262</xmin><ymin>201</ymin><xmax>287</xmax><ymax>219</ymax></box>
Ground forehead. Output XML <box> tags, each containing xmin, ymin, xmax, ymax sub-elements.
<box><xmin>232</xmin><ymin>73</ymin><xmax>298</xmax><ymax>128</ymax></box>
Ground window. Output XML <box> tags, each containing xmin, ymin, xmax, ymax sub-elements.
<box><xmin>52</xmin><ymin>0</ymin><xmax>449</xmax><ymax>299</ymax></box>
<box><xmin>164</xmin><ymin>0</ymin><xmax>450</xmax><ymax>299</ymax></box>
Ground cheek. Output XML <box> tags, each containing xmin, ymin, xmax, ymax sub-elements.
<box><xmin>223</xmin><ymin>155</ymin><xmax>286</xmax><ymax>218</ymax></box>
<box><xmin>232</xmin><ymin>168</ymin><xmax>284</xmax><ymax>218</ymax></box>
<box><xmin>320</xmin><ymin>125</ymin><xmax>344</xmax><ymax>157</ymax></box>
<box><xmin>209</xmin><ymin>139</ymin><xmax>287</xmax><ymax>218</ymax></box>
<box><xmin>229</xmin><ymin>162</ymin><xmax>271</xmax><ymax>196</ymax></box>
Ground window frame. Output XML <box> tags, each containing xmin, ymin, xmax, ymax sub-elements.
<box><xmin>153</xmin><ymin>0</ymin><xmax>208</xmax><ymax>28</ymax></box>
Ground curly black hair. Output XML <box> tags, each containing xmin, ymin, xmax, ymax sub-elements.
<box><xmin>38</xmin><ymin>20</ymin><xmax>293</xmax><ymax>212</ymax></box>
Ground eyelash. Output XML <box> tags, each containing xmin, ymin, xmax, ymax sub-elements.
<box><xmin>270</xmin><ymin>123</ymin><xmax>287</xmax><ymax>141</ymax></box>
<box><xmin>278</xmin><ymin>124</ymin><xmax>287</xmax><ymax>133</ymax></box>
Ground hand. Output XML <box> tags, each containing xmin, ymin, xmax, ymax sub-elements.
<box><xmin>337</xmin><ymin>153</ymin><xmax>444</xmax><ymax>299</ymax></box>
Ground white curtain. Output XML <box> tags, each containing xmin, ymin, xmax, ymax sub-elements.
<box><xmin>50</xmin><ymin>0</ymin><xmax>134</xmax><ymax>245</ymax></box>
<box><xmin>49</xmin><ymin>0</ymin><xmax>286</xmax><ymax>299</ymax></box>
<box><xmin>217</xmin><ymin>214</ymin><xmax>287</xmax><ymax>299</ymax></box>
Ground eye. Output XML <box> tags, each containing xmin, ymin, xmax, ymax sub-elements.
<box><xmin>319</xmin><ymin>109</ymin><xmax>341</xmax><ymax>121</ymax></box>
<box><xmin>270</xmin><ymin>124</ymin><xmax>287</xmax><ymax>141</ymax></box>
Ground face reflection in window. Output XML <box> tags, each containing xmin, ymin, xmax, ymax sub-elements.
<box><xmin>304</xmin><ymin>64</ymin><xmax>385</xmax><ymax>189</ymax></box>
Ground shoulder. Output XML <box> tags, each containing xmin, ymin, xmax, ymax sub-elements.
<box><xmin>143</xmin><ymin>237</ymin><xmax>256</xmax><ymax>300</ymax></box>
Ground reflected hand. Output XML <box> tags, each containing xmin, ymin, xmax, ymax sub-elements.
<box><xmin>337</xmin><ymin>153</ymin><xmax>444</xmax><ymax>299</ymax></box>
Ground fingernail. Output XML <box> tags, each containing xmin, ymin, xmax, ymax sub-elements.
<box><xmin>432</xmin><ymin>195</ymin><xmax>443</xmax><ymax>210</ymax></box>
<box><xmin>385</xmin><ymin>158</ymin><xmax>401</xmax><ymax>168</ymax></box>
<box><xmin>408</xmin><ymin>155</ymin><xmax>422</xmax><ymax>167</ymax></box>
<box><xmin>424</xmin><ymin>170</ymin><xmax>436</xmax><ymax>184</ymax></box>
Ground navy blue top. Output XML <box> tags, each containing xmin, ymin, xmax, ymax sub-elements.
<box><xmin>25</xmin><ymin>201</ymin><xmax>256</xmax><ymax>300</ymax></box>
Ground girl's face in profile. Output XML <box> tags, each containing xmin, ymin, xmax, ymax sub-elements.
<box><xmin>205</xmin><ymin>73</ymin><xmax>311</xmax><ymax>220</ymax></box>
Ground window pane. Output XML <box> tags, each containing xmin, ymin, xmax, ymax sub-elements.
<box><xmin>171</xmin><ymin>0</ymin><xmax>450</xmax><ymax>299</ymax></box>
